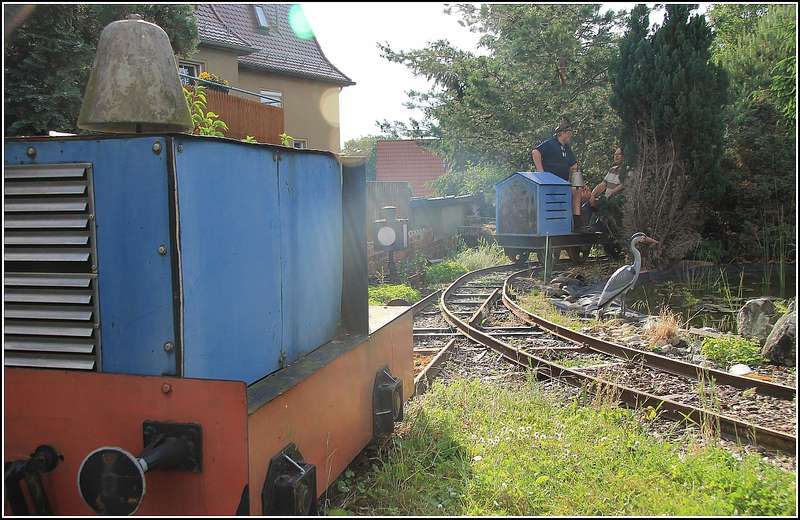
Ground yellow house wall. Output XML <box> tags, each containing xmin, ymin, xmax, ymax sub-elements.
<box><xmin>182</xmin><ymin>47</ymin><xmax>343</xmax><ymax>153</ymax></box>
<box><xmin>238</xmin><ymin>69</ymin><xmax>341</xmax><ymax>153</ymax></box>
<box><xmin>185</xmin><ymin>46</ymin><xmax>240</xmax><ymax>86</ymax></box>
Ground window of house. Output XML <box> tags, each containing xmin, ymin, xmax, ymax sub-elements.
<box><xmin>259</xmin><ymin>90</ymin><xmax>282</xmax><ymax>107</ymax></box>
<box><xmin>178</xmin><ymin>61</ymin><xmax>202</xmax><ymax>86</ymax></box>
<box><xmin>254</xmin><ymin>5</ymin><xmax>269</xmax><ymax>30</ymax></box>
<box><xmin>292</xmin><ymin>139</ymin><xmax>308</xmax><ymax>150</ymax></box>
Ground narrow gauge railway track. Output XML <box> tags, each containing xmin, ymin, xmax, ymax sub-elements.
<box><xmin>439</xmin><ymin>264</ymin><xmax>797</xmax><ymax>454</ymax></box>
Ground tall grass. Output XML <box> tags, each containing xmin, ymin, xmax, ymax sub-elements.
<box><xmin>697</xmin><ymin>371</ymin><xmax>721</xmax><ymax>447</ymax></box>
<box><xmin>642</xmin><ymin>307</ymin><xmax>681</xmax><ymax>345</ymax></box>
<box><xmin>757</xmin><ymin>206</ymin><xmax>794</xmax><ymax>296</ymax></box>
<box><xmin>453</xmin><ymin>238</ymin><xmax>507</xmax><ymax>271</ymax></box>
<box><xmin>330</xmin><ymin>379</ymin><xmax>797</xmax><ymax>516</ymax></box>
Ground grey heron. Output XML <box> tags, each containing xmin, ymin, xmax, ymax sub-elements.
<box><xmin>596</xmin><ymin>232</ymin><xmax>659</xmax><ymax>319</ymax></box>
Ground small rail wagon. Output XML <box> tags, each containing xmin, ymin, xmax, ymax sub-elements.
<box><xmin>494</xmin><ymin>172</ymin><xmax>609</xmax><ymax>264</ymax></box>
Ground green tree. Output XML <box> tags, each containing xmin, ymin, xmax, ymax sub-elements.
<box><xmin>613</xmin><ymin>4</ymin><xmax>728</xmax><ymax>202</ymax></box>
<box><xmin>705</xmin><ymin>4</ymin><xmax>796</xmax><ymax>261</ymax></box>
<box><xmin>342</xmin><ymin>134</ymin><xmax>381</xmax><ymax>180</ymax></box>
<box><xmin>4</xmin><ymin>4</ymin><xmax>198</xmax><ymax>136</ymax></box>
<box><xmin>429</xmin><ymin>162</ymin><xmax>506</xmax><ymax>202</ymax></box>
<box><xmin>378</xmin><ymin>4</ymin><xmax>624</xmax><ymax>188</ymax></box>
<box><xmin>610</xmin><ymin>5</ymin><xmax>729</xmax><ymax>266</ymax></box>
<box><xmin>706</xmin><ymin>4</ymin><xmax>769</xmax><ymax>60</ymax></box>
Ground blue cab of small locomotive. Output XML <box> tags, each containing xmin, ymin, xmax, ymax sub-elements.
<box><xmin>3</xmin><ymin>136</ymin><xmax>343</xmax><ymax>384</ymax></box>
<box><xmin>495</xmin><ymin>172</ymin><xmax>572</xmax><ymax>237</ymax></box>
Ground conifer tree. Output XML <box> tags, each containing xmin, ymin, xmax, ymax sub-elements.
<box><xmin>610</xmin><ymin>4</ymin><xmax>728</xmax><ymax>202</ymax></box>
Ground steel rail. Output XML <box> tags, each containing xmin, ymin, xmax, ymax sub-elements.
<box><xmin>413</xmin><ymin>338</ymin><xmax>457</xmax><ymax>397</ymax></box>
<box><xmin>440</xmin><ymin>265</ymin><xmax>796</xmax><ymax>454</ymax></box>
<box><xmin>410</xmin><ymin>289</ymin><xmax>443</xmax><ymax>316</ymax></box>
<box><xmin>503</xmin><ymin>268</ymin><xmax>796</xmax><ymax>401</ymax></box>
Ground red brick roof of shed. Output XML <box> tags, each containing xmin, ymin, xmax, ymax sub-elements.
<box><xmin>376</xmin><ymin>140</ymin><xmax>446</xmax><ymax>197</ymax></box>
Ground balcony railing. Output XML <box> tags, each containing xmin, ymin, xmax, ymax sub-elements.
<box><xmin>180</xmin><ymin>73</ymin><xmax>284</xmax><ymax>145</ymax></box>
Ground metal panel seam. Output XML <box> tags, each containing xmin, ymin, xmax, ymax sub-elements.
<box><xmin>167</xmin><ymin>137</ymin><xmax>184</xmax><ymax>376</ymax></box>
<box><xmin>275</xmin><ymin>150</ymin><xmax>285</xmax><ymax>368</ymax></box>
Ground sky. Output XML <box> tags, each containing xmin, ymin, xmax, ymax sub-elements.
<box><xmin>301</xmin><ymin>2</ymin><xmax>707</xmax><ymax>147</ymax></box>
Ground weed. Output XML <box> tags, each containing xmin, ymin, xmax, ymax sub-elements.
<box><xmin>642</xmin><ymin>307</ymin><xmax>681</xmax><ymax>345</ymax></box>
<box><xmin>696</xmin><ymin>371</ymin><xmax>721</xmax><ymax>447</ymax></box>
<box><xmin>368</xmin><ymin>284</ymin><xmax>421</xmax><ymax>305</ymax></box>
<box><xmin>773</xmin><ymin>299</ymin><xmax>790</xmax><ymax>317</ymax></box>
<box><xmin>520</xmin><ymin>291</ymin><xmax>602</xmax><ymax>331</ymax></box>
<box><xmin>425</xmin><ymin>261</ymin><xmax>468</xmax><ymax>285</ymax></box>
<box><xmin>700</xmin><ymin>335</ymin><xmax>764</xmax><ymax>367</ymax></box>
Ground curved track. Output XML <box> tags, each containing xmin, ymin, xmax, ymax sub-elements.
<box><xmin>439</xmin><ymin>264</ymin><xmax>797</xmax><ymax>454</ymax></box>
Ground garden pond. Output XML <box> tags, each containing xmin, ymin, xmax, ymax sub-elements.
<box><xmin>626</xmin><ymin>262</ymin><xmax>795</xmax><ymax>333</ymax></box>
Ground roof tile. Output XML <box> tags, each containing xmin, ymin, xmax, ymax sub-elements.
<box><xmin>196</xmin><ymin>4</ymin><xmax>354</xmax><ymax>86</ymax></box>
<box><xmin>195</xmin><ymin>4</ymin><xmax>255</xmax><ymax>54</ymax></box>
<box><xmin>376</xmin><ymin>140</ymin><xmax>446</xmax><ymax>197</ymax></box>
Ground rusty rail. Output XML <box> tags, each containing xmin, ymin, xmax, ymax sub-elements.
<box><xmin>440</xmin><ymin>265</ymin><xmax>796</xmax><ymax>454</ymax></box>
<box><xmin>413</xmin><ymin>338</ymin><xmax>457</xmax><ymax>396</ymax></box>
<box><xmin>503</xmin><ymin>268</ymin><xmax>796</xmax><ymax>401</ymax></box>
<box><xmin>410</xmin><ymin>289</ymin><xmax>443</xmax><ymax>316</ymax></box>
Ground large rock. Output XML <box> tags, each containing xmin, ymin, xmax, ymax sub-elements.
<box><xmin>737</xmin><ymin>298</ymin><xmax>776</xmax><ymax>342</ymax></box>
<box><xmin>762</xmin><ymin>301</ymin><xmax>796</xmax><ymax>367</ymax></box>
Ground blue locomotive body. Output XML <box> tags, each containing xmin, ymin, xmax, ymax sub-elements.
<box><xmin>4</xmin><ymin>136</ymin><xmax>343</xmax><ymax>384</ymax></box>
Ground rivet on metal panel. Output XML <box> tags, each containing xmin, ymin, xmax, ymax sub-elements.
<box><xmin>152</xmin><ymin>141</ymin><xmax>162</xmax><ymax>155</ymax></box>
<box><xmin>26</xmin><ymin>146</ymin><xmax>37</xmax><ymax>158</ymax></box>
<box><xmin>161</xmin><ymin>383</ymin><xmax>172</xmax><ymax>394</ymax></box>
<box><xmin>158</xmin><ymin>245</ymin><xmax>167</xmax><ymax>255</ymax></box>
<box><xmin>163</xmin><ymin>341</ymin><xmax>174</xmax><ymax>352</ymax></box>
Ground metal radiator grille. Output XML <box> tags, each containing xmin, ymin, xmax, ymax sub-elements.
<box><xmin>3</xmin><ymin>163</ymin><xmax>101</xmax><ymax>370</ymax></box>
<box><xmin>498</xmin><ymin>177</ymin><xmax>536</xmax><ymax>234</ymax></box>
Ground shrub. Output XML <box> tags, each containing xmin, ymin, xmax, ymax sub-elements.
<box><xmin>700</xmin><ymin>335</ymin><xmax>764</xmax><ymax>367</ymax></box>
<box><xmin>425</xmin><ymin>261</ymin><xmax>468</xmax><ymax>285</ymax></box>
<box><xmin>368</xmin><ymin>284</ymin><xmax>421</xmax><ymax>305</ymax></box>
<box><xmin>183</xmin><ymin>85</ymin><xmax>228</xmax><ymax>137</ymax></box>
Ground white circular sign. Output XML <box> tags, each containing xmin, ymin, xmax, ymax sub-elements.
<box><xmin>377</xmin><ymin>226</ymin><xmax>397</xmax><ymax>247</ymax></box>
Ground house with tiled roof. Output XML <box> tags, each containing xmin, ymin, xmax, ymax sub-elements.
<box><xmin>376</xmin><ymin>140</ymin><xmax>447</xmax><ymax>197</ymax></box>
<box><xmin>180</xmin><ymin>4</ymin><xmax>354</xmax><ymax>152</ymax></box>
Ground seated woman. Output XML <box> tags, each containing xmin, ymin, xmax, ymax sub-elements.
<box><xmin>582</xmin><ymin>147</ymin><xmax>626</xmax><ymax>234</ymax></box>
<box><xmin>590</xmin><ymin>147</ymin><xmax>625</xmax><ymax>207</ymax></box>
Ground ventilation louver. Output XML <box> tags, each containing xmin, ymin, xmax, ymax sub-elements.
<box><xmin>4</xmin><ymin>164</ymin><xmax>101</xmax><ymax>370</ymax></box>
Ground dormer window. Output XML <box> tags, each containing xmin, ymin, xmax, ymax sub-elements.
<box><xmin>254</xmin><ymin>5</ymin><xmax>269</xmax><ymax>30</ymax></box>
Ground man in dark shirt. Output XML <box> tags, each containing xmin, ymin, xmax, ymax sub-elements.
<box><xmin>531</xmin><ymin>120</ymin><xmax>589</xmax><ymax>231</ymax></box>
